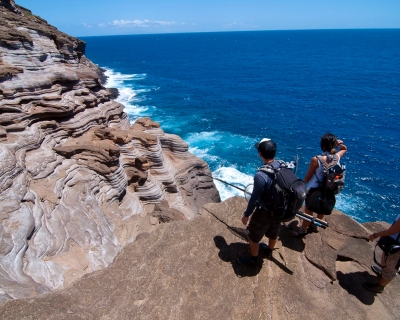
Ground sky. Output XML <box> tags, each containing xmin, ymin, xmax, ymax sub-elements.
<box><xmin>16</xmin><ymin>0</ymin><xmax>400</xmax><ymax>37</ymax></box>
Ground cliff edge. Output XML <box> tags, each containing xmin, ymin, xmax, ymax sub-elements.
<box><xmin>0</xmin><ymin>197</ymin><xmax>398</xmax><ymax>319</ymax></box>
<box><xmin>0</xmin><ymin>0</ymin><xmax>220</xmax><ymax>300</ymax></box>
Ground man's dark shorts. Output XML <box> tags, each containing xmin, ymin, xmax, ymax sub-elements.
<box><xmin>247</xmin><ymin>207</ymin><xmax>280</xmax><ymax>243</ymax></box>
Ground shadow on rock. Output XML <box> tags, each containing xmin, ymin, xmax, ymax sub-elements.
<box><xmin>278</xmin><ymin>221</ymin><xmax>306</xmax><ymax>253</ymax></box>
<box><xmin>210</xmin><ymin>209</ymin><xmax>294</xmax><ymax>277</ymax></box>
<box><xmin>214</xmin><ymin>235</ymin><xmax>262</xmax><ymax>277</ymax></box>
<box><xmin>336</xmin><ymin>270</ymin><xmax>377</xmax><ymax>305</ymax></box>
<box><xmin>261</xmin><ymin>243</ymin><xmax>294</xmax><ymax>276</ymax></box>
<box><xmin>214</xmin><ymin>236</ymin><xmax>294</xmax><ymax>277</ymax></box>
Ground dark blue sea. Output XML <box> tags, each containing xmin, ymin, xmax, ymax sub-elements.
<box><xmin>81</xmin><ymin>29</ymin><xmax>400</xmax><ymax>224</ymax></box>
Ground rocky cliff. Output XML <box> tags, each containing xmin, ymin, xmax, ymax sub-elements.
<box><xmin>0</xmin><ymin>0</ymin><xmax>220</xmax><ymax>300</ymax></box>
<box><xmin>1</xmin><ymin>2</ymin><xmax>399</xmax><ymax>318</ymax></box>
<box><xmin>0</xmin><ymin>197</ymin><xmax>399</xmax><ymax>319</ymax></box>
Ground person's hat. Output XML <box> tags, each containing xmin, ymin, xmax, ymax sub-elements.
<box><xmin>255</xmin><ymin>138</ymin><xmax>277</xmax><ymax>158</ymax></box>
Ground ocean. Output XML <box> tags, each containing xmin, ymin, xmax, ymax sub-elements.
<box><xmin>81</xmin><ymin>29</ymin><xmax>400</xmax><ymax>224</ymax></box>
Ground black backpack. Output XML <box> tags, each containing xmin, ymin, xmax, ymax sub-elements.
<box><xmin>316</xmin><ymin>154</ymin><xmax>346</xmax><ymax>194</ymax></box>
<box><xmin>258</xmin><ymin>160</ymin><xmax>307</xmax><ymax>222</ymax></box>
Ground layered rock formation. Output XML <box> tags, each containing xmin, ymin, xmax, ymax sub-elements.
<box><xmin>0</xmin><ymin>197</ymin><xmax>398</xmax><ymax>319</ymax></box>
<box><xmin>0</xmin><ymin>1</ymin><xmax>220</xmax><ymax>300</ymax></box>
<box><xmin>1</xmin><ymin>2</ymin><xmax>398</xmax><ymax>317</ymax></box>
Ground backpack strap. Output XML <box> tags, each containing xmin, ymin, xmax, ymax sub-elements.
<box><xmin>258</xmin><ymin>159</ymin><xmax>287</xmax><ymax>175</ymax></box>
<box><xmin>393</xmin><ymin>226</ymin><xmax>400</xmax><ymax>244</ymax></box>
<box><xmin>373</xmin><ymin>242</ymin><xmax>387</xmax><ymax>268</ymax></box>
<box><xmin>258</xmin><ymin>165</ymin><xmax>276</xmax><ymax>175</ymax></box>
<box><xmin>317</xmin><ymin>154</ymin><xmax>339</xmax><ymax>171</ymax></box>
<box><xmin>314</xmin><ymin>154</ymin><xmax>340</xmax><ymax>183</ymax></box>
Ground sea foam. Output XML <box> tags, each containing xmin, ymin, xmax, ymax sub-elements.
<box><xmin>211</xmin><ymin>167</ymin><xmax>254</xmax><ymax>201</ymax></box>
<box><xmin>103</xmin><ymin>68</ymin><xmax>153</xmax><ymax>121</ymax></box>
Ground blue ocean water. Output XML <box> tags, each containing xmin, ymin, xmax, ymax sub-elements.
<box><xmin>81</xmin><ymin>29</ymin><xmax>400</xmax><ymax>223</ymax></box>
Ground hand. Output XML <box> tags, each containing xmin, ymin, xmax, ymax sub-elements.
<box><xmin>241</xmin><ymin>216</ymin><xmax>249</xmax><ymax>226</ymax></box>
<box><xmin>337</xmin><ymin>140</ymin><xmax>343</xmax><ymax>146</ymax></box>
<box><xmin>368</xmin><ymin>234</ymin><xmax>376</xmax><ymax>241</ymax></box>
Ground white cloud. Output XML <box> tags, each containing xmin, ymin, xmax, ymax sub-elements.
<box><xmin>109</xmin><ymin>19</ymin><xmax>177</xmax><ymax>28</ymax></box>
<box><xmin>222</xmin><ymin>22</ymin><xmax>260</xmax><ymax>29</ymax></box>
<box><xmin>82</xmin><ymin>23</ymin><xmax>93</xmax><ymax>28</ymax></box>
<box><xmin>223</xmin><ymin>22</ymin><xmax>243</xmax><ymax>28</ymax></box>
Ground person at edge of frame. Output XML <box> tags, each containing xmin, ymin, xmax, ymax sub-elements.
<box><xmin>363</xmin><ymin>215</ymin><xmax>400</xmax><ymax>293</ymax></box>
<box><xmin>236</xmin><ymin>138</ymin><xmax>281</xmax><ymax>268</ymax></box>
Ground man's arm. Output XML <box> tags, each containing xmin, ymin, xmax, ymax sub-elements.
<box><xmin>241</xmin><ymin>173</ymin><xmax>267</xmax><ymax>225</ymax></box>
<box><xmin>368</xmin><ymin>218</ymin><xmax>400</xmax><ymax>241</ymax></box>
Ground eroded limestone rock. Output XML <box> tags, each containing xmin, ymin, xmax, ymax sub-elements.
<box><xmin>0</xmin><ymin>2</ymin><xmax>220</xmax><ymax>300</ymax></box>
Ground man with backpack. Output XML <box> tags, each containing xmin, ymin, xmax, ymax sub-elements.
<box><xmin>237</xmin><ymin>138</ymin><xmax>304</xmax><ymax>268</ymax></box>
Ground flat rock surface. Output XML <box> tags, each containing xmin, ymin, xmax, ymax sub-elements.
<box><xmin>1</xmin><ymin>196</ymin><xmax>399</xmax><ymax>319</ymax></box>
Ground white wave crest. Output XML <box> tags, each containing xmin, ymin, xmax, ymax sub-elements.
<box><xmin>101</xmin><ymin>67</ymin><xmax>152</xmax><ymax>122</ymax></box>
<box><xmin>212</xmin><ymin>167</ymin><xmax>253</xmax><ymax>201</ymax></box>
<box><xmin>116</xmin><ymin>87</ymin><xmax>137</xmax><ymax>104</ymax></box>
<box><xmin>124</xmin><ymin>105</ymin><xmax>149</xmax><ymax>115</ymax></box>
<box><xmin>103</xmin><ymin>68</ymin><xmax>146</xmax><ymax>88</ymax></box>
<box><xmin>186</xmin><ymin>131</ymin><xmax>223</xmax><ymax>144</ymax></box>
<box><xmin>188</xmin><ymin>146</ymin><xmax>220</xmax><ymax>163</ymax></box>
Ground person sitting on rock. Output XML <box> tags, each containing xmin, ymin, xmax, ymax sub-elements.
<box><xmin>363</xmin><ymin>214</ymin><xmax>400</xmax><ymax>293</ymax></box>
<box><xmin>237</xmin><ymin>138</ymin><xmax>281</xmax><ymax>268</ymax></box>
<box><xmin>290</xmin><ymin>133</ymin><xmax>347</xmax><ymax>237</ymax></box>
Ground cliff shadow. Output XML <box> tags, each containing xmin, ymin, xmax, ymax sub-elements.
<box><xmin>214</xmin><ymin>236</ymin><xmax>294</xmax><ymax>277</ymax></box>
<box><xmin>336</xmin><ymin>270</ymin><xmax>377</xmax><ymax>305</ymax></box>
<box><xmin>214</xmin><ymin>235</ymin><xmax>262</xmax><ymax>277</ymax></box>
<box><xmin>209</xmin><ymin>208</ymin><xmax>294</xmax><ymax>276</ymax></box>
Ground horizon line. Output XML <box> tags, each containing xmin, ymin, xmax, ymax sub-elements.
<box><xmin>77</xmin><ymin>27</ymin><xmax>400</xmax><ymax>38</ymax></box>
